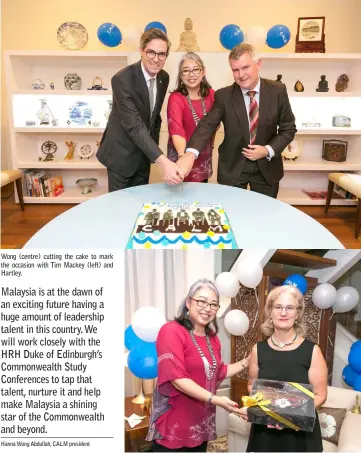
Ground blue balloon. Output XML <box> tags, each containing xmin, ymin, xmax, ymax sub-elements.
<box><xmin>342</xmin><ymin>365</ymin><xmax>359</xmax><ymax>387</ymax></box>
<box><xmin>351</xmin><ymin>339</ymin><xmax>361</xmax><ymax>351</ymax></box>
<box><xmin>124</xmin><ymin>325</ymin><xmax>147</xmax><ymax>351</ymax></box>
<box><xmin>283</xmin><ymin>274</ymin><xmax>308</xmax><ymax>295</ymax></box>
<box><xmin>127</xmin><ymin>343</ymin><xmax>158</xmax><ymax>379</ymax></box>
<box><xmin>349</xmin><ymin>343</ymin><xmax>361</xmax><ymax>374</ymax></box>
<box><xmin>219</xmin><ymin>24</ymin><xmax>244</xmax><ymax>50</ymax></box>
<box><xmin>353</xmin><ymin>374</ymin><xmax>361</xmax><ymax>391</ymax></box>
<box><xmin>266</xmin><ymin>24</ymin><xmax>291</xmax><ymax>49</ymax></box>
<box><xmin>145</xmin><ymin>22</ymin><xmax>167</xmax><ymax>34</ymax></box>
<box><xmin>97</xmin><ymin>23</ymin><xmax>122</xmax><ymax>47</ymax></box>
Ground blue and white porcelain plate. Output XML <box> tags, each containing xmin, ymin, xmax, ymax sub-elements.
<box><xmin>68</xmin><ymin>101</ymin><xmax>92</xmax><ymax>126</ymax></box>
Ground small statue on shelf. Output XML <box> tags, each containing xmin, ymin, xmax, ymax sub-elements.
<box><xmin>336</xmin><ymin>74</ymin><xmax>349</xmax><ymax>92</ymax></box>
<box><xmin>294</xmin><ymin>80</ymin><xmax>304</xmax><ymax>92</ymax></box>
<box><xmin>76</xmin><ymin>178</ymin><xmax>98</xmax><ymax>195</ymax></box>
<box><xmin>316</xmin><ymin>75</ymin><xmax>329</xmax><ymax>92</ymax></box>
<box><xmin>275</xmin><ymin>74</ymin><xmax>283</xmax><ymax>83</ymax></box>
<box><xmin>50</xmin><ymin>82</ymin><xmax>55</xmax><ymax>90</ymax></box>
<box><xmin>64</xmin><ymin>141</ymin><xmax>76</xmax><ymax>160</ymax></box>
<box><xmin>177</xmin><ymin>18</ymin><xmax>200</xmax><ymax>52</ymax></box>
<box><xmin>41</xmin><ymin>140</ymin><xmax>57</xmax><ymax>162</ymax></box>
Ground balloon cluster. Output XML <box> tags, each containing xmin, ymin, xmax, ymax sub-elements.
<box><xmin>125</xmin><ymin>307</ymin><xmax>166</xmax><ymax>379</ymax></box>
<box><xmin>343</xmin><ymin>340</ymin><xmax>361</xmax><ymax>391</ymax></box>
<box><xmin>215</xmin><ymin>257</ymin><xmax>264</xmax><ymax>336</ymax></box>
<box><xmin>312</xmin><ymin>284</ymin><xmax>359</xmax><ymax>313</ymax></box>
<box><xmin>219</xmin><ymin>24</ymin><xmax>291</xmax><ymax>50</ymax></box>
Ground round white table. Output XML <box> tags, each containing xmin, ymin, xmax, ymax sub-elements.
<box><xmin>24</xmin><ymin>183</ymin><xmax>343</xmax><ymax>249</ymax></box>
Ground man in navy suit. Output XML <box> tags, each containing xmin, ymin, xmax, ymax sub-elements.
<box><xmin>97</xmin><ymin>29</ymin><xmax>184</xmax><ymax>191</ymax></box>
<box><xmin>179</xmin><ymin>43</ymin><xmax>296</xmax><ymax>198</ymax></box>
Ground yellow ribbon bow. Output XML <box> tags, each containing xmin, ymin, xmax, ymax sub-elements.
<box><xmin>242</xmin><ymin>392</ymin><xmax>300</xmax><ymax>431</ymax></box>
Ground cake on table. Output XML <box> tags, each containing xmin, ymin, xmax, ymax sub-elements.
<box><xmin>126</xmin><ymin>202</ymin><xmax>238</xmax><ymax>249</ymax></box>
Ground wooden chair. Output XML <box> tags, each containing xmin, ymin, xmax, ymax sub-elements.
<box><xmin>325</xmin><ymin>172</ymin><xmax>361</xmax><ymax>238</ymax></box>
<box><xmin>0</xmin><ymin>170</ymin><xmax>24</xmax><ymax>210</ymax></box>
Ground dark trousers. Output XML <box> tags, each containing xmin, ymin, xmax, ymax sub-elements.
<box><xmin>153</xmin><ymin>440</ymin><xmax>208</xmax><ymax>452</ymax></box>
<box><xmin>107</xmin><ymin>157</ymin><xmax>151</xmax><ymax>192</ymax></box>
<box><xmin>235</xmin><ymin>160</ymin><xmax>279</xmax><ymax>198</ymax></box>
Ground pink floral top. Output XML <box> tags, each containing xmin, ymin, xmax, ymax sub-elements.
<box><xmin>167</xmin><ymin>90</ymin><xmax>215</xmax><ymax>182</ymax></box>
<box><xmin>146</xmin><ymin>321</ymin><xmax>227</xmax><ymax>449</ymax></box>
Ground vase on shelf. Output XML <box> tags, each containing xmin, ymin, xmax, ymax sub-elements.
<box><xmin>36</xmin><ymin>99</ymin><xmax>50</xmax><ymax>125</ymax></box>
<box><xmin>104</xmin><ymin>100</ymin><xmax>112</xmax><ymax>121</ymax></box>
<box><xmin>64</xmin><ymin>73</ymin><xmax>82</xmax><ymax>90</ymax></box>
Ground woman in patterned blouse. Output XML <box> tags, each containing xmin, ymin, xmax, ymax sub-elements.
<box><xmin>167</xmin><ymin>53</ymin><xmax>215</xmax><ymax>182</ymax></box>
<box><xmin>146</xmin><ymin>278</ymin><xmax>249</xmax><ymax>452</ymax></box>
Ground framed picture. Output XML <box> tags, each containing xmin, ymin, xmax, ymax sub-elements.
<box><xmin>322</xmin><ymin>140</ymin><xmax>348</xmax><ymax>162</ymax></box>
<box><xmin>281</xmin><ymin>140</ymin><xmax>303</xmax><ymax>161</ymax></box>
<box><xmin>295</xmin><ymin>17</ymin><xmax>325</xmax><ymax>53</ymax></box>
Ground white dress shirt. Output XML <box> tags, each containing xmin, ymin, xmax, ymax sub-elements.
<box><xmin>141</xmin><ymin>62</ymin><xmax>157</xmax><ymax>111</ymax></box>
<box><xmin>186</xmin><ymin>78</ymin><xmax>274</xmax><ymax>160</ymax></box>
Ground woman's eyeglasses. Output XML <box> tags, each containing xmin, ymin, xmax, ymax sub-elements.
<box><xmin>273</xmin><ymin>305</ymin><xmax>298</xmax><ymax>313</ymax></box>
<box><xmin>145</xmin><ymin>50</ymin><xmax>168</xmax><ymax>61</ymax></box>
<box><xmin>191</xmin><ymin>298</ymin><xmax>220</xmax><ymax>311</ymax></box>
<box><xmin>181</xmin><ymin>67</ymin><xmax>202</xmax><ymax>77</ymax></box>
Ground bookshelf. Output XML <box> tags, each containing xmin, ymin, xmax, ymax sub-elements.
<box><xmin>5</xmin><ymin>50</ymin><xmax>361</xmax><ymax>205</ymax></box>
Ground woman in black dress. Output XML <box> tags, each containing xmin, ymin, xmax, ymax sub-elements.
<box><xmin>241</xmin><ymin>285</ymin><xmax>328</xmax><ymax>452</ymax></box>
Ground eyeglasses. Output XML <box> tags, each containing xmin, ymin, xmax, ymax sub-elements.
<box><xmin>191</xmin><ymin>298</ymin><xmax>220</xmax><ymax>311</ymax></box>
<box><xmin>145</xmin><ymin>50</ymin><xmax>168</xmax><ymax>61</ymax></box>
<box><xmin>181</xmin><ymin>67</ymin><xmax>202</xmax><ymax>77</ymax></box>
<box><xmin>273</xmin><ymin>305</ymin><xmax>298</xmax><ymax>314</ymax></box>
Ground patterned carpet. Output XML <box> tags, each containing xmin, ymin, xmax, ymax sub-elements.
<box><xmin>207</xmin><ymin>435</ymin><xmax>228</xmax><ymax>452</ymax></box>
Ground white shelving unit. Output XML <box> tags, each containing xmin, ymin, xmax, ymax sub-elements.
<box><xmin>5</xmin><ymin>50</ymin><xmax>361</xmax><ymax>205</ymax></box>
<box><xmin>4</xmin><ymin>50</ymin><xmax>130</xmax><ymax>204</ymax></box>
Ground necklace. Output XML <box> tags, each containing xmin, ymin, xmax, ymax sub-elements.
<box><xmin>271</xmin><ymin>331</ymin><xmax>298</xmax><ymax>349</ymax></box>
<box><xmin>189</xmin><ymin>330</ymin><xmax>217</xmax><ymax>380</ymax></box>
<box><xmin>186</xmin><ymin>95</ymin><xmax>207</xmax><ymax>125</ymax></box>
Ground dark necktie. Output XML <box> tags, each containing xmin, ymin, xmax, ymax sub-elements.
<box><xmin>149</xmin><ymin>78</ymin><xmax>155</xmax><ymax>116</ymax></box>
<box><xmin>247</xmin><ymin>90</ymin><xmax>259</xmax><ymax>144</ymax></box>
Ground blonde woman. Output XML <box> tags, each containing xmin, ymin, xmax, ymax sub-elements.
<box><xmin>241</xmin><ymin>285</ymin><xmax>327</xmax><ymax>452</ymax></box>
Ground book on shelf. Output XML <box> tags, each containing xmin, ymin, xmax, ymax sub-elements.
<box><xmin>302</xmin><ymin>190</ymin><xmax>344</xmax><ymax>200</ymax></box>
<box><xmin>23</xmin><ymin>170</ymin><xmax>64</xmax><ymax>197</ymax></box>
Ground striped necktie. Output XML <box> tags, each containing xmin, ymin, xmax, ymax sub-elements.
<box><xmin>247</xmin><ymin>90</ymin><xmax>259</xmax><ymax>144</ymax></box>
<box><xmin>149</xmin><ymin>78</ymin><xmax>155</xmax><ymax>116</ymax></box>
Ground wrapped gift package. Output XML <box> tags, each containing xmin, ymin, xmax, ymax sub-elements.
<box><xmin>243</xmin><ymin>379</ymin><xmax>316</xmax><ymax>432</ymax></box>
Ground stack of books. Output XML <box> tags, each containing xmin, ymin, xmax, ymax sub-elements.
<box><xmin>23</xmin><ymin>170</ymin><xmax>64</xmax><ymax>197</ymax></box>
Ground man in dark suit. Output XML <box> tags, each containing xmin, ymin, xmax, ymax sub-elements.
<box><xmin>97</xmin><ymin>29</ymin><xmax>184</xmax><ymax>191</ymax></box>
<box><xmin>178</xmin><ymin>43</ymin><xmax>297</xmax><ymax>198</ymax></box>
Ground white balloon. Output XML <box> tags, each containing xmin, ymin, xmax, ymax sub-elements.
<box><xmin>235</xmin><ymin>259</ymin><xmax>263</xmax><ymax>288</ymax></box>
<box><xmin>132</xmin><ymin>306</ymin><xmax>166</xmax><ymax>342</ymax></box>
<box><xmin>245</xmin><ymin>26</ymin><xmax>267</xmax><ymax>46</ymax></box>
<box><xmin>224</xmin><ymin>309</ymin><xmax>249</xmax><ymax>336</ymax></box>
<box><xmin>333</xmin><ymin>286</ymin><xmax>359</xmax><ymax>313</ymax></box>
<box><xmin>123</xmin><ymin>26</ymin><xmax>142</xmax><ymax>50</ymax></box>
<box><xmin>215</xmin><ymin>272</ymin><xmax>240</xmax><ymax>297</ymax></box>
<box><xmin>312</xmin><ymin>283</ymin><xmax>337</xmax><ymax>309</ymax></box>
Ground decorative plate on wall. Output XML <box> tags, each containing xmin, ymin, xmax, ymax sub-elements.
<box><xmin>68</xmin><ymin>101</ymin><xmax>92</xmax><ymax>126</ymax></box>
<box><xmin>57</xmin><ymin>22</ymin><xmax>88</xmax><ymax>50</ymax></box>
